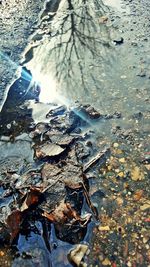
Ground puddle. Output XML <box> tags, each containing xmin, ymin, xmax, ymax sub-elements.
<box><xmin>103</xmin><ymin>0</ymin><xmax>122</xmax><ymax>11</ymax></box>
<box><xmin>0</xmin><ymin>0</ymin><xmax>150</xmax><ymax>266</ymax></box>
<box><xmin>102</xmin><ymin>0</ymin><xmax>130</xmax><ymax>13</ymax></box>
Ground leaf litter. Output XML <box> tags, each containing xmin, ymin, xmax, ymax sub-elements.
<box><xmin>0</xmin><ymin>103</ymin><xmax>149</xmax><ymax>267</ymax></box>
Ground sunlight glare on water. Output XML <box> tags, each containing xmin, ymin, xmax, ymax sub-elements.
<box><xmin>32</xmin><ymin>69</ymin><xmax>58</xmax><ymax>103</ymax></box>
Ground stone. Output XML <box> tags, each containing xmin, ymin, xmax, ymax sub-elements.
<box><xmin>117</xmin><ymin>172</ymin><xmax>124</xmax><ymax>178</ymax></box>
<box><xmin>131</xmin><ymin>166</ymin><xmax>144</xmax><ymax>181</ymax></box>
<box><xmin>143</xmin><ymin>237</ymin><xmax>149</xmax><ymax>244</ymax></box>
<box><xmin>102</xmin><ymin>258</ymin><xmax>111</xmax><ymax>266</ymax></box>
<box><xmin>145</xmin><ymin>164</ymin><xmax>150</xmax><ymax>171</ymax></box>
<box><xmin>119</xmin><ymin>158</ymin><xmax>126</xmax><ymax>163</ymax></box>
<box><xmin>113</xmin><ymin>143</ymin><xmax>119</xmax><ymax>148</ymax></box>
<box><xmin>99</xmin><ymin>16</ymin><xmax>108</xmax><ymax>24</ymax></box>
<box><xmin>68</xmin><ymin>244</ymin><xmax>88</xmax><ymax>267</ymax></box>
<box><xmin>140</xmin><ymin>202</ymin><xmax>150</xmax><ymax>211</ymax></box>
<box><xmin>116</xmin><ymin>197</ymin><xmax>123</xmax><ymax>206</ymax></box>
<box><xmin>98</xmin><ymin>225</ymin><xmax>110</xmax><ymax>231</ymax></box>
<box><xmin>113</xmin><ymin>37</ymin><xmax>124</xmax><ymax>45</ymax></box>
<box><xmin>133</xmin><ymin>190</ymin><xmax>143</xmax><ymax>201</ymax></box>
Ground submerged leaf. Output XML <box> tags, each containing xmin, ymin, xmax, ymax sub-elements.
<box><xmin>36</xmin><ymin>143</ymin><xmax>65</xmax><ymax>158</ymax></box>
<box><xmin>6</xmin><ymin>210</ymin><xmax>22</xmax><ymax>241</ymax></box>
<box><xmin>42</xmin><ymin>201</ymin><xmax>91</xmax><ymax>225</ymax></box>
<box><xmin>20</xmin><ymin>187</ymin><xmax>43</xmax><ymax>211</ymax></box>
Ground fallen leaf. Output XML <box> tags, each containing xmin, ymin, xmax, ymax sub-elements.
<box><xmin>42</xmin><ymin>201</ymin><xmax>91</xmax><ymax>225</ymax></box>
<box><xmin>21</xmin><ymin>188</ymin><xmax>43</xmax><ymax>212</ymax></box>
<box><xmin>42</xmin><ymin>211</ymin><xmax>56</xmax><ymax>223</ymax></box>
<box><xmin>6</xmin><ymin>210</ymin><xmax>22</xmax><ymax>241</ymax></box>
<box><xmin>36</xmin><ymin>143</ymin><xmax>65</xmax><ymax>158</ymax></box>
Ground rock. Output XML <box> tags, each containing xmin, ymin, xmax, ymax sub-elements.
<box><xmin>143</xmin><ymin>237</ymin><xmax>149</xmax><ymax>244</ymax></box>
<box><xmin>113</xmin><ymin>111</ymin><xmax>122</xmax><ymax>118</ymax></box>
<box><xmin>116</xmin><ymin>197</ymin><xmax>123</xmax><ymax>206</ymax></box>
<box><xmin>132</xmin><ymin>111</ymin><xmax>143</xmax><ymax>120</ymax></box>
<box><xmin>69</xmin><ymin>105</ymin><xmax>101</xmax><ymax>128</ymax></box>
<box><xmin>141</xmin><ymin>156</ymin><xmax>150</xmax><ymax>165</ymax></box>
<box><xmin>113</xmin><ymin>37</ymin><xmax>124</xmax><ymax>45</ymax></box>
<box><xmin>98</xmin><ymin>225</ymin><xmax>110</xmax><ymax>231</ymax></box>
<box><xmin>133</xmin><ymin>190</ymin><xmax>143</xmax><ymax>201</ymax></box>
<box><xmin>119</xmin><ymin>158</ymin><xmax>125</xmax><ymax>163</ymax></box>
<box><xmin>99</xmin><ymin>16</ymin><xmax>108</xmax><ymax>24</ymax></box>
<box><xmin>113</xmin><ymin>143</ymin><xmax>119</xmax><ymax>148</ymax></box>
<box><xmin>117</xmin><ymin>172</ymin><xmax>124</xmax><ymax>178</ymax></box>
<box><xmin>140</xmin><ymin>202</ymin><xmax>150</xmax><ymax>211</ymax></box>
<box><xmin>131</xmin><ymin>166</ymin><xmax>145</xmax><ymax>181</ymax></box>
<box><xmin>145</xmin><ymin>164</ymin><xmax>150</xmax><ymax>171</ymax></box>
<box><xmin>102</xmin><ymin>258</ymin><xmax>111</xmax><ymax>266</ymax></box>
<box><xmin>68</xmin><ymin>244</ymin><xmax>89</xmax><ymax>267</ymax></box>
<box><xmin>127</xmin><ymin>262</ymin><xmax>132</xmax><ymax>267</ymax></box>
<box><xmin>80</xmin><ymin>104</ymin><xmax>101</xmax><ymax>119</ymax></box>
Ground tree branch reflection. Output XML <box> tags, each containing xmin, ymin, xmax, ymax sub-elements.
<box><xmin>49</xmin><ymin>0</ymin><xmax>111</xmax><ymax>91</ymax></box>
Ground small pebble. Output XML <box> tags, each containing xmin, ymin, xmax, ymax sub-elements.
<box><xmin>98</xmin><ymin>225</ymin><xmax>110</xmax><ymax>231</ymax></box>
<box><xmin>143</xmin><ymin>237</ymin><xmax>148</xmax><ymax>244</ymax></box>
<box><xmin>119</xmin><ymin>158</ymin><xmax>126</xmax><ymax>163</ymax></box>
<box><xmin>113</xmin><ymin>143</ymin><xmax>119</xmax><ymax>148</ymax></box>
<box><xmin>102</xmin><ymin>258</ymin><xmax>111</xmax><ymax>266</ymax></box>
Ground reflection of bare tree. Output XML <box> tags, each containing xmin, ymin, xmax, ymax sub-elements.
<box><xmin>49</xmin><ymin>0</ymin><xmax>111</xmax><ymax>90</ymax></box>
<box><xmin>25</xmin><ymin>0</ymin><xmax>113</xmax><ymax>101</ymax></box>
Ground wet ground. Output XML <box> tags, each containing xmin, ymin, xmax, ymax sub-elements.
<box><xmin>0</xmin><ymin>0</ymin><xmax>45</xmax><ymax>105</ymax></box>
<box><xmin>0</xmin><ymin>0</ymin><xmax>150</xmax><ymax>266</ymax></box>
